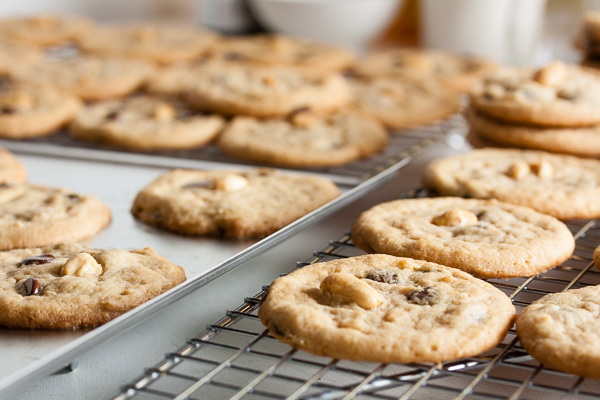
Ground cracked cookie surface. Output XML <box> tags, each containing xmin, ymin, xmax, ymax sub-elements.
<box><xmin>259</xmin><ymin>254</ymin><xmax>516</xmax><ymax>363</ymax></box>
<box><xmin>0</xmin><ymin>184</ymin><xmax>111</xmax><ymax>250</ymax></box>
<box><xmin>0</xmin><ymin>242</ymin><xmax>185</xmax><ymax>329</ymax></box>
<box><xmin>422</xmin><ymin>148</ymin><xmax>600</xmax><ymax>219</ymax></box>
<box><xmin>131</xmin><ymin>168</ymin><xmax>340</xmax><ymax>238</ymax></box>
<box><xmin>351</xmin><ymin>197</ymin><xmax>574</xmax><ymax>279</ymax></box>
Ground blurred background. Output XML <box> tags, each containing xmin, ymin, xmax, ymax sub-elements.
<box><xmin>0</xmin><ymin>0</ymin><xmax>593</xmax><ymax>66</ymax></box>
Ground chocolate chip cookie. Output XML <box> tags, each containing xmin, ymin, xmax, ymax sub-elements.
<box><xmin>131</xmin><ymin>168</ymin><xmax>340</xmax><ymax>238</ymax></box>
<box><xmin>0</xmin><ymin>242</ymin><xmax>185</xmax><ymax>329</ymax></box>
<box><xmin>354</xmin><ymin>48</ymin><xmax>495</xmax><ymax>93</ymax></box>
<box><xmin>422</xmin><ymin>148</ymin><xmax>600</xmax><ymax>219</ymax></box>
<box><xmin>351</xmin><ymin>197</ymin><xmax>574</xmax><ymax>279</ymax></box>
<box><xmin>0</xmin><ymin>80</ymin><xmax>81</xmax><ymax>138</ymax></box>
<box><xmin>69</xmin><ymin>95</ymin><xmax>225</xmax><ymax>151</ymax></box>
<box><xmin>78</xmin><ymin>24</ymin><xmax>216</xmax><ymax>65</ymax></box>
<box><xmin>185</xmin><ymin>63</ymin><xmax>350</xmax><ymax>117</ymax></box>
<box><xmin>516</xmin><ymin>285</ymin><xmax>600</xmax><ymax>379</ymax></box>
<box><xmin>259</xmin><ymin>254</ymin><xmax>516</xmax><ymax>363</ymax></box>
<box><xmin>218</xmin><ymin>110</ymin><xmax>387</xmax><ymax>167</ymax></box>
<box><xmin>350</xmin><ymin>77</ymin><xmax>460</xmax><ymax>129</ymax></box>
<box><xmin>0</xmin><ymin>14</ymin><xmax>91</xmax><ymax>46</ymax></box>
<box><xmin>12</xmin><ymin>55</ymin><xmax>154</xmax><ymax>101</ymax></box>
<box><xmin>0</xmin><ymin>148</ymin><xmax>26</xmax><ymax>184</ymax></box>
<box><xmin>470</xmin><ymin>61</ymin><xmax>600</xmax><ymax>127</ymax></box>
<box><xmin>0</xmin><ymin>184</ymin><xmax>111</xmax><ymax>250</ymax></box>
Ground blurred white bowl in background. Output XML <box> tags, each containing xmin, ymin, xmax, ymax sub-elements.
<box><xmin>248</xmin><ymin>0</ymin><xmax>403</xmax><ymax>50</ymax></box>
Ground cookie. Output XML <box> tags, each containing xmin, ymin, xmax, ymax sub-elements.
<box><xmin>353</xmin><ymin>48</ymin><xmax>495</xmax><ymax>93</ymax></box>
<box><xmin>12</xmin><ymin>55</ymin><xmax>154</xmax><ymax>101</ymax></box>
<box><xmin>422</xmin><ymin>148</ymin><xmax>600</xmax><ymax>219</ymax></box>
<box><xmin>131</xmin><ymin>168</ymin><xmax>340</xmax><ymax>238</ymax></box>
<box><xmin>259</xmin><ymin>254</ymin><xmax>516</xmax><ymax>363</ymax></box>
<box><xmin>0</xmin><ymin>14</ymin><xmax>91</xmax><ymax>46</ymax></box>
<box><xmin>69</xmin><ymin>95</ymin><xmax>225</xmax><ymax>151</ymax></box>
<box><xmin>466</xmin><ymin>109</ymin><xmax>600</xmax><ymax>158</ymax></box>
<box><xmin>0</xmin><ymin>242</ymin><xmax>185</xmax><ymax>329</ymax></box>
<box><xmin>470</xmin><ymin>61</ymin><xmax>600</xmax><ymax>127</ymax></box>
<box><xmin>516</xmin><ymin>285</ymin><xmax>600</xmax><ymax>379</ymax></box>
<box><xmin>0</xmin><ymin>184</ymin><xmax>111</xmax><ymax>250</ymax></box>
<box><xmin>351</xmin><ymin>197</ymin><xmax>574</xmax><ymax>279</ymax></box>
<box><xmin>209</xmin><ymin>34</ymin><xmax>355</xmax><ymax>72</ymax></box>
<box><xmin>0</xmin><ymin>39</ymin><xmax>40</xmax><ymax>74</ymax></box>
<box><xmin>218</xmin><ymin>110</ymin><xmax>387</xmax><ymax>168</ymax></box>
<box><xmin>0</xmin><ymin>148</ymin><xmax>26</xmax><ymax>184</ymax></box>
<box><xmin>78</xmin><ymin>24</ymin><xmax>216</xmax><ymax>65</ymax></box>
<box><xmin>0</xmin><ymin>80</ymin><xmax>81</xmax><ymax>138</ymax></box>
<box><xmin>350</xmin><ymin>77</ymin><xmax>460</xmax><ymax>129</ymax></box>
<box><xmin>185</xmin><ymin>63</ymin><xmax>351</xmax><ymax>117</ymax></box>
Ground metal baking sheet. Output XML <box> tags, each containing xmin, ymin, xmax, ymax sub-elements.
<box><xmin>0</xmin><ymin>120</ymin><xmax>454</xmax><ymax>397</ymax></box>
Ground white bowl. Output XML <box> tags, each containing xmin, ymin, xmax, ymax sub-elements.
<box><xmin>248</xmin><ymin>0</ymin><xmax>403</xmax><ymax>50</ymax></box>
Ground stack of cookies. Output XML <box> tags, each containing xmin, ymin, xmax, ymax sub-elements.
<box><xmin>466</xmin><ymin>61</ymin><xmax>600</xmax><ymax>157</ymax></box>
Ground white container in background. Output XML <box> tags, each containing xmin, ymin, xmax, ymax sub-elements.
<box><xmin>420</xmin><ymin>0</ymin><xmax>547</xmax><ymax>65</ymax></box>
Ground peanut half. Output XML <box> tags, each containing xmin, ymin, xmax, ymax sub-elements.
<box><xmin>320</xmin><ymin>272</ymin><xmax>384</xmax><ymax>310</ymax></box>
<box><xmin>60</xmin><ymin>253</ymin><xmax>103</xmax><ymax>277</ymax></box>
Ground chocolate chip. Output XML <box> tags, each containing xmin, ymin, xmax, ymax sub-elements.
<box><xmin>105</xmin><ymin>110</ymin><xmax>120</xmax><ymax>121</ymax></box>
<box><xmin>271</xmin><ymin>322</ymin><xmax>284</xmax><ymax>337</ymax></box>
<box><xmin>67</xmin><ymin>194</ymin><xmax>81</xmax><ymax>201</ymax></box>
<box><xmin>21</xmin><ymin>254</ymin><xmax>55</xmax><ymax>266</ymax></box>
<box><xmin>17</xmin><ymin>277</ymin><xmax>41</xmax><ymax>296</ymax></box>
<box><xmin>0</xmin><ymin>183</ymin><xmax>9</xmax><ymax>189</ymax></box>
<box><xmin>366</xmin><ymin>271</ymin><xmax>399</xmax><ymax>284</ymax></box>
<box><xmin>407</xmin><ymin>286</ymin><xmax>434</xmax><ymax>305</ymax></box>
<box><xmin>0</xmin><ymin>107</ymin><xmax>15</xmax><ymax>115</ymax></box>
<box><xmin>287</xmin><ymin>106</ymin><xmax>311</xmax><ymax>119</ymax></box>
<box><xmin>183</xmin><ymin>180</ymin><xmax>215</xmax><ymax>189</ymax></box>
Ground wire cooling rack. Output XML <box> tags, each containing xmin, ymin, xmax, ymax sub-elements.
<box><xmin>112</xmin><ymin>196</ymin><xmax>600</xmax><ymax>400</ymax></box>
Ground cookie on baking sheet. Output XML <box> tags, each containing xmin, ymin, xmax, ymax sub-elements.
<box><xmin>353</xmin><ymin>48</ymin><xmax>495</xmax><ymax>93</ymax></box>
<box><xmin>350</xmin><ymin>77</ymin><xmax>460</xmax><ymax>129</ymax></box>
<box><xmin>351</xmin><ymin>197</ymin><xmax>574</xmax><ymax>279</ymax></box>
<box><xmin>0</xmin><ymin>184</ymin><xmax>111</xmax><ymax>250</ymax></box>
<box><xmin>422</xmin><ymin>148</ymin><xmax>600</xmax><ymax>220</ymax></box>
<box><xmin>0</xmin><ymin>148</ymin><xmax>26</xmax><ymax>184</ymax></box>
<box><xmin>0</xmin><ymin>14</ymin><xmax>91</xmax><ymax>46</ymax></box>
<box><xmin>69</xmin><ymin>95</ymin><xmax>225</xmax><ymax>151</ymax></box>
<box><xmin>259</xmin><ymin>254</ymin><xmax>516</xmax><ymax>363</ymax></box>
<box><xmin>185</xmin><ymin>63</ymin><xmax>351</xmax><ymax>117</ymax></box>
<box><xmin>131</xmin><ymin>168</ymin><xmax>340</xmax><ymax>238</ymax></box>
<box><xmin>12</xmin><ymin>55</ymin><xmax>154</xmax><ymax>101</ymax></box>
<box><xmin>209</xmin><ymin>34</ymin><xmax>355</xmax><ymax>72</ymax></box>
<box><xmin>0</xmin><ymin>39</ymin><xmax>40</xmax><ymax>74</ymax></box>
<box><xmin>218</xmin><ymin>110</ymin><xmax>387</xmax><ymax>168</ymax></box>
<box><xmin>466</xmin><ymin>109</ymin><xmax>600</xmax><ymax>157</ymax></box>
<box><xmin>78</xmin><ymin>24</ymin><xmax>216</xmax><ymax>65</ymax></box>
<box><xmin>0</xmin><ymin>80</ymin><xmax>81</xmax><ymax>139</ymax></box>
<box><xmin>470</xmin><ymin>61</ymin><xmax>600</xmax><ymax>127</ymax></box>
<box><xmin>516</xmin><ymin>285</ymin><xmax>600</xmax><ymax>379</ymax></box>
<box><xmin>0</xmin><ymin>242</ymin><xmax>185</xmax><ymax>329</ymax></box>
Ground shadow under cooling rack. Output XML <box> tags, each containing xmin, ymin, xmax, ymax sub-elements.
<box><xmin>112</xmin><ymin>196</ymin><xmax>600</xmax><ymax>400</ymax></box>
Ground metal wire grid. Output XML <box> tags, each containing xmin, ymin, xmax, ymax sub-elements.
<box><xmin>113</xmin><ymin>216</ymin><xmax>600</xmax><ymax>400</ymax></box>
<box><xmin>2</xmin><ymin>120</ymin><xmax>449</xmax><ymax>186</ymax></box>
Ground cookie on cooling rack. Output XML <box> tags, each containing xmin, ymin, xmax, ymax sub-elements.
<box><xmin>12</xmin><ymin>55</ymin><xmax>154</xmax><ymax>101</ymax></box>
<box><xmin>422</xmin><ymin>148</ymin><xmax>600</xmax><ymax>220</ymax></box>
<box><xmin>78</xmin><ymin>24</ymin><xmax>216</xmax><ymax>65</ymax></box>
<box><xmin>69</xmin><ymin>95</ymin><xmax>225</xmax><ymax>151</ymax></box>
<box><xmin>0</xmin><ymin>148</ymin><xmax>26</xmax><ymax>184</ymax></box>
<box><xmin>0</xmin><ymin>184</ymin><xmax>111</xmax><ymax>250</ymax></box>
<box><xmin>0</xmin><ymin>14</ymin><xmax>91</xmax><ymax>46</ymax></box>
<box><xmin>470</xmin><ymin>61</ymin><xmax>600</xmax><ymax>127</ymax></box>
<box><xmin>516</xmin><ymin>285</ymin><xmax>600</xmax><ymax>379</ymax></box>
<box><xmin>466</xmin><ymin>108</ymin><xmax>600</xmax><ymax>158</ymax></box>
<box><xmin>185</xmin><ymin>63</ymin><xmax>350</xmax><ymax>118</ymax></box>
<box><xmin>0</xmin><ymin>242</ymin><xmax>185</xmax><ymax>329</ymax></box>
<box><xmin>131</xmin><ymin>168</ymin><xmax>340</xmax><ymax>238</ymax></box>
<box><xmin>218</xmin><ymin>110</ymin><xmax>387</xmax><ymax>168</ymax></box>
<box><xmin>350</xmin><ymin>76</ymin><xmax>460</xmax><ymax>129</ymax></box>
<box><xmin>351</xmin><ymin>197</ymin><xmax>574</xmax><ymax>279</ymax></box>
<box><xmin>0</xmin><ymin>80</ymin><xmax>81</xmax><ymax>139</ymax></box>
<box><xmin>259</xmin><ymin>254</ymin><xmax>516</xmax><ymax>363</ymax></box>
